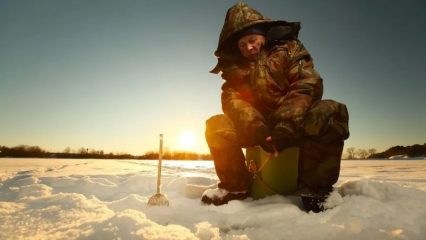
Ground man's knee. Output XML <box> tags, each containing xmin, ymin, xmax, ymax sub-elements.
<box><xmin>302</xmin><ymin>100</ymin><xmax>350</xmax><ymax>143</ymax></box>
<box><xmin>205</xmin><ymin>114</ymin><xmax>239</xmax><ymax>149</ymax></box>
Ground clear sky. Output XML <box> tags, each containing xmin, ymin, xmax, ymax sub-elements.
<box><xmin>1</xmin><ymin>0</ymin><xmax>425</xmax><ymax>155</ymax></box>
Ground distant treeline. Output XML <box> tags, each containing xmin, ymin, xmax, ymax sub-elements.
<box><xmin>370</xmin><ymin>143</ymin><xmax>426</xmax><ymax>159</ymax></box>
<box><xmin>0</xmin><ymin>145</ymin><xmax>212</xmax><ymax>160</ymax></box>
<box><xmin>140</xmin><ymin>151</ymin><xmax>211</xmax><ymax>160</ymax></box>
<box><xmin>3</xmin><ymin>143</ymin><xmax>424</xmax><ymax>161</ymax></box>
<box><xmin>344</xmin><ymin>143</ymin><xmax>426</xmax><ymax>160</ymax></box>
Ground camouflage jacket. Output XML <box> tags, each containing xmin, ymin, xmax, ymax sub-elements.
<box><xmin>220</xmin><ymin>40</ymin><xmax>323</xmax><ymax>141</ymax></box>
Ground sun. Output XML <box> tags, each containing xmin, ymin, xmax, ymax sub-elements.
<box><xmin>177</xmin><ymin>130</ymin><xmax>197</xmax><ymax>151</ymax></box>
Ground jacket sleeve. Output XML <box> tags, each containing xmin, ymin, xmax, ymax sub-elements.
<box><xmin>221</xmin><ymin>68</ymin><xmax>266</xmax><ymax>139</ymax></box>
<box><xmin>271</xmin><ymin>40</ymin><xmax>323</xmax><ymax>137</ymax></box>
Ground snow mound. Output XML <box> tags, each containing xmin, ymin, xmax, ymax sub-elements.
<box><xmin>339</xmin><ymin>179</ymin><xmax>406</xmax><ymax>201</ymax></box>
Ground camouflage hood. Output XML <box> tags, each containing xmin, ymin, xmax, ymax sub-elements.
<box><xmin>214</xmin><ymin>2</ymin><xmax>271</xmax><ymax>57</ymax></box>
<box><xmin>212</xmin><ymin>2</ymin><xmax>300</xmax><ymax>73</ymax></box>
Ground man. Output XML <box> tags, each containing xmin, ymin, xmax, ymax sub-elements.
<box><xmin>203</xmin><ymin>2</ymin><xmax>349</xmax><ymax>212</ymax></box>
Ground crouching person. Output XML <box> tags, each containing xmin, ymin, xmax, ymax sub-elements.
<box><xmin>201</xmin><ymin>3</ymin><xmax>349</xmax><ymax>212</ymax></box>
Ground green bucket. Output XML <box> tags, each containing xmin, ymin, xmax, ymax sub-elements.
<box><xmin>246</xmin><ymin>146</ymin><xmax>299</xmax><ymax>199</ymax></box>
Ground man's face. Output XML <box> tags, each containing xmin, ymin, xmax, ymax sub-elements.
<box><xmin>238</xmin><ymin>34</ymin><xmax>266</xmax><ymax>60</ymax></box>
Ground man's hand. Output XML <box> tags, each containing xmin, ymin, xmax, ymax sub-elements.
<box><xmin>271</xmin><ymin>127</ymin><xmax>298</xmax><ymax>152</ymax></box>
<box><xmin>254</xmin><ymin>126</ymin><xmax>275</xmax><ymax>153</ymax></box>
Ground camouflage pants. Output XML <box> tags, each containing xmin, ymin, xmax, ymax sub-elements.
<box><xmin>205</xmin><ymin>99</ymin><xmax>349</xmax><ymax>193</ymax></box>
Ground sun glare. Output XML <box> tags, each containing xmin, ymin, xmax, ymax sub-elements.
<box><xmin>177</xmin><ymin>130</ymin><xmax>197</xmax><ymax>151</ymax></box>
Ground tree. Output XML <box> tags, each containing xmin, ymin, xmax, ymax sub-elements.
<box><xmin>367</xmin><ymin>148</ymin><xmax>377</xmax><ymax>158</ymax></box>
<box><xmin>64</xmin><ymin>147</ymin><xmax>71</xmax><ymax>154</ymax></box>
<box><xmin>356</xmin><ymin>149</ymin><xmax>368</xmax><ymax>159</ymax></box>
<box><xmin>78</xmin><ymin>148</ymin><xmax>88</xmax><ymax>155</ymax></box>
<box><xmin>346</xmin><ymin>147</ymin><xmax>355</xmax><ymax>160</ymax></box>
<box><xmin>408</xmin><ymin>144</ymin><xmax>424</xmax><ymax>157</ymax></box>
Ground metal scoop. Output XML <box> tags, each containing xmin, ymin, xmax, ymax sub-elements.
<box><xmin>148</xmin><ymin>133</ymin><xmax>169</xmax><ymax>206</ymax></box>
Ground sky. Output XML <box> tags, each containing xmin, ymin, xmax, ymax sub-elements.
<box><xmin>0</xmin><ymin>0</ymin><xmax>425</xmax><ymax>155</ymax></box>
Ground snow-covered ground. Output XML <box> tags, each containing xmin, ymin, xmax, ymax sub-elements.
<box><xmin>1</xmin><ymin>158</ymin><xmax>425</xmax><ymax>240</ymax></box>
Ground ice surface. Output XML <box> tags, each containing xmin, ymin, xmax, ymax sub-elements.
<box><xmin>0</xmin><ymin>158</ymin><xmax>425</xmax><ymax>240</ymax></box>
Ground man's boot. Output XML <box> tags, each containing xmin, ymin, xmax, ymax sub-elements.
<box><xmin>201</xmin><ymin>188</ymin><xmax>249</xmax><ymax>206</ymax></box>
<box><xmin>201</xmin><ymin>147</ymin><xmax>251</xmax><ymax>205</ymax></box>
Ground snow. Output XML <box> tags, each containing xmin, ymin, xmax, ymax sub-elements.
<box><xmin>202</xmin><ymin>188</ymin><xmax>247</xmax><ymax>199</ymax></box>
<box><xmin>1</xmin><ymin>159</ymin><xmax>425</xmax><ymax>240</ymax></box>
<box><xmin>388</xmin><ymin>155</ymin><xmax>426</xmax><ymax>160</ymax></box>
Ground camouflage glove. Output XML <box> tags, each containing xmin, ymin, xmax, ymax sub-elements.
<box><xmin>254</xmin><ymin>125</ymin><xmax>275</xmax><ymax>153</ymax></box>
<box><xmin>271</xmin><ymin>127</ymin><xmax>299</xmax><ymax>152</ymax></box>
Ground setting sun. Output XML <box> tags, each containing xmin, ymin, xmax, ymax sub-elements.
<box><xmin>177</xmin><ymin>130</ymin><xmax>197</xmax><ymax>151</ymax></box>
